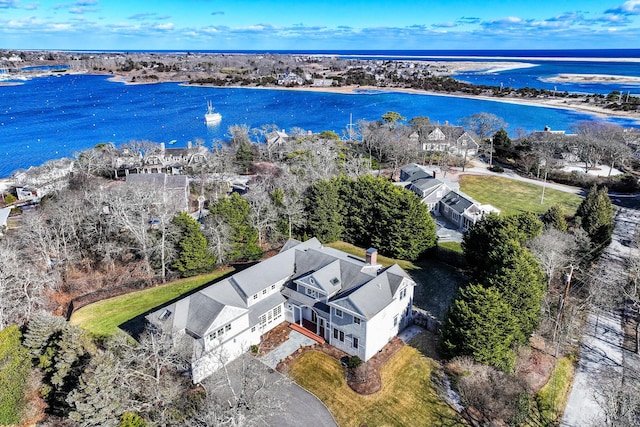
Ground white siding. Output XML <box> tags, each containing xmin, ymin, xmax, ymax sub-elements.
<box><xmin>247</xmin><ymin>277</ymin><xmax>287</xmax><ymax>307</ymax></box>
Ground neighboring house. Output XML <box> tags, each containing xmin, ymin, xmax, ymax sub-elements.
<box><xmin>414</xmin><ymin>125</ymin><xmax>479</xmax><ymax>156</ymax></box>
<box><xmin>125</xmin><ymin>173</ymin><xmax>189</xmax><ymax>213</ymax></box>
<box><xmin>397</xmin><ymin>163</ymin><xmax>451</xmax><ymax>211</ymax></box>
<box><xmin>147</xmin><ymin>238</ymin><xmax>416</xmax><ymax>383</ymax></box>
<box><xmin>141</xmin><ymin>141</ymin><xmax>208</xmax><ymax>175</ymax></box>
<box><xmin>265</xmin><ymin>129</ymin><xmax>289</xmax><ymax>147</ymax></box>
<box><xmin>438</xmin><ymin>190</ymin><xmax>500</xmax><ymax>230</ymax></box>
<box><xmin>13</xmin><ymin>158</ymin><xmax>74</xmax><ymax>198</ymax></box>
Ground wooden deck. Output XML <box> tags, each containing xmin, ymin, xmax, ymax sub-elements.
<box><xmin>290</xmin><ymin>322</ymin><xmax>325</xmax><ymax>344</ymax></box>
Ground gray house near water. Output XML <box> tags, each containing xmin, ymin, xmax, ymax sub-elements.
<box><xmin>413</xmin><ymin>125</ymin><xmax>480</xmax><ymax>156</ymax></box>
<box><xmin>147</xmin><ymin>238</ymin><xmax>415</xmax><ymax>383</ymax></box>
<box><xmin>439</xmin><ymin>190</ymin><xmax>501</xmax><ymax>230</ymax></box>
<box><xmin>398</xmin><ymin>163</ymin><xmax>499</xmax><ymax>229</ymax></box>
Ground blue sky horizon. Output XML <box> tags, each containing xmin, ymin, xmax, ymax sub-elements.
<box><xmin>2</xmin><ymin>0</ymin><xmax>640</xmax><ymax>51</ymax></box>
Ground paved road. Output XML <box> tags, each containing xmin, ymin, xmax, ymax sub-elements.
<box><xmin>561</xmin><ymin>207</ymin><xmax>640</xmax><ymax>426</ymax></box>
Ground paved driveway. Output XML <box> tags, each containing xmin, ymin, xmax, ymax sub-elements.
<box><xmin>260</xmin><ymin>329</ymin><xmax>317</xmax><ymax>369</ymax></box>
<box><xmin>209</xmin><ymin>353</ymin><xmax>337</xmax><ymax>427</ymax></box>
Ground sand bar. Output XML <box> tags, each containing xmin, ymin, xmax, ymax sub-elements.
<box><xmin>541</xmin><ymin>73</ymin><xmax>640</xmax><ymax>84</ymax></box>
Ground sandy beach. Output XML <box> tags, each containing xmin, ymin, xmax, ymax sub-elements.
<box><xmin>541</xmin><ymin>73</ymin><xmax>640</xmax><ymax>84</ymax></box>
<box><xmin>246</xmin><ymin>84</ymin><xmax>640</xmax><ymax>124</ymax></box>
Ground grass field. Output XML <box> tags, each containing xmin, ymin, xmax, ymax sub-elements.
<box><xmin>460</xmin><ymin>175</ymin><xmax>583</xmax><ymax>217</ymax></box>
<box><xmin>69</xmin><ymin>267</ymin><xmax>233</xmax><ymax>337</ymax></box>
<box><xmin>289</xmin><ymin>347</ymin><xmax>465</xmax><ymax>427</ymax></box>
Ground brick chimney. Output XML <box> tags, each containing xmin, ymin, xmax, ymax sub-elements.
<box><xmin>366</xmin><ymin>248</ymin><xmax>378</xmax><ymax>265</ymax></box>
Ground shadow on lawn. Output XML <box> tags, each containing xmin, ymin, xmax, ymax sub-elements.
<box><xmin>119</xmin><ymin>261</ymin><xmax>258</xmax><ymax>340</ymax></box>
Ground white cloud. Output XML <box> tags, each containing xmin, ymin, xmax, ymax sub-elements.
<box><xmin>155</xmin><ymin>22</ymin><xmax>174</xmax><ymax>30</ymax></box>
<box><xmin>606</xmin><ymin>0</ymin><xmax>640</xmax><ymax>15</ymax></box>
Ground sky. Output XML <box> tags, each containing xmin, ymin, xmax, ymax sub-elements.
<box><xmin>1</xmin><ymin>0</ymin><xmax>640</xmax><ymax>51</ymax></box>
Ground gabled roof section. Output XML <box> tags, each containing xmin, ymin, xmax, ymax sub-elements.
<box><xmin>409</xmin><ymin>177</ymin><xmax>444</xmax><ymax>195</ymax></box>
<box><xmin>185</xmin><ymin>293</ymin><xmax>248</xmax><ymax>338</ymax></box>
<box><xmin>232</xmin><ymin>238</ymin><xmax>322</xmax><ymax>297</ymax></box>
<box><xmin>185</xmin><ymin>294</ymin><xmax>224</xmax><ymax>338</ymax></box>
<box><xmin>293</xmin><ymin>247</ymin><xmax>377</xmax><ymax>293</ymax></box>
<box><xmin>298</xmin><ymin>259</ymin><xmax>342</xmax><ymax>295</ymax></box>
<box><xmin>440</xmin><ymin>190</ymin><xmax>475</xmax><ymax>214</ymax></box>
<box><xmin>330</xmin><ymin>264</ymin><xmax>415</xmax><ymax>319</ymax></box>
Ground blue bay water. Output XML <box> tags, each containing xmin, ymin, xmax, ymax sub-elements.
<box><xmin>1</xmin><ymin>49</ymin><xmax>640</xmax><ymax>178</ymax></box>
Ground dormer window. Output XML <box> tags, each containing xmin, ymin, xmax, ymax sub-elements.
<box><xmin>330</xmin><ymin>277</ymin><xmax>340</xmax><ymax>286</ymax></box>
<box><xmin>158</xmin><ymin>309</ymin><xmax>171</xmax><ymax>321</ymax></box>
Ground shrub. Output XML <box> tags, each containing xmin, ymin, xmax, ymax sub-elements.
<box><xmin>346</xmin><ymin>355</ymin><xmax>363</xmax><ymax>369</ymax></box>
<box><xmin>0</xmin><ymin>326</ymin><xmax>31</xmax><ymax>425</ymax></box>
<box><xmin>489</xmin><ymin>165</ymin><xmax>504</xmax><ymax>173</ymax></box>
<box><xmin>120</xmin><ymin>412</ymin><xmax>147</xmax><ymax>427</ymax></box>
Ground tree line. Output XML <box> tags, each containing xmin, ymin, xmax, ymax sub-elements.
<box><xmin>439</xmin><ymin>186</ymin><xmax>616</xmax><ymax>425</ymax></box>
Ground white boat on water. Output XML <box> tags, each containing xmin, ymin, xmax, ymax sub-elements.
<box><xmin>204</xmin><ymin>100</ymin><xmax>222</xmax><ymax>124</ymax></box>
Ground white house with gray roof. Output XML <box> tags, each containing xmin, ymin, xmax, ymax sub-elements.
<box><xmin>412</xmin><ymin>125</ymin><xmax>479</xmax><ymax>156</ymax></box>
<box><xmin>147</xmin><ymin>238</ymin><xmax>415</xmax><ymax>383</ymax></box>
<box><xmin>397</xmin><ymin>163</ymin><xmax>452</xmax><ymax>211</ymax></box>
<box><xmin>439</xmin><ymin>190</ymin><xmax>500</xmax><ymax>230</ymax></box>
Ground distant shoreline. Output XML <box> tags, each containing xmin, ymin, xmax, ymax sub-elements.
<box><xmin>4</xmin><ymin>52</ymin><xmax>640</xmax><ymax>124</ymax></box>
<box><xmin>95</xmin><ymin>73</ymin><xmax>640</xmax><ymax>124</ymax></box>
<box><xmin>284</xmin><ymin>86</ymin><xmax>640</xmax><ymax>123</ymax></box>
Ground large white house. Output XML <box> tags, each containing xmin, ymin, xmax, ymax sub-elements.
<box><xmin>147</xmin><ymin>238</ymin><xmax>416</xmax><ymax>383</ymax></box>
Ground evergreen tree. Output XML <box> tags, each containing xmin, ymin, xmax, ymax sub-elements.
<box><xmin>67</xmin><ymin>351</ymin><xmax>123</xmax><ymax>427</ymax></box>
<box><xmin>304</xmin><ymin>178</ymin><xmax>345</xmax><ymax>243</ymax></box>
<box><xmin>505</xmin><ymin>211</ymin><xmax>544</xmax><ymax>241</ymax></box>
<box><xmin>463</xmin><ymin>213</ymin><xmax>542</xmax><ymax>281</ymax></box>
<box><xmin>441</xmin><ymin>284</ymin><xmax>519</xmax><ymax>372</ymax></box>
<box><xmin>542</xmin><ymin>204</ymin><xmax>568</xmax><ymax>231</ymax></box>
<box><xmin>210</xmin><ymin>193</ymin><xmax>262</xmax><ymax>261</ymax></box>
<box><xmin>23</xmin><ymin>313</ymin><xmax>92</xmax><ymax>414</ymax></box>
<box><xmin>484</xmin><ymin>240</ymin><xmax>546</xmax><ymax>342</ymax></box>
<box><xmin>492</xmin><ymin>128</ymin><xmax>511</xmax><ymax>157</ymax></box>
<box><xmin>171</xmin><ymin>212</ymin><xmax>216</xmax><ymax>277</ymax></box>
<box><xmin>235</xmin><ymin>142</ymin><xmax>255</xmax><ymax>174</ymax></box>
<box><xmin>576</xmin><ymin>185</ymin><xmax>614</xmax><ymax>247</ymax></box>
<box><xmin>304</xmin><ymin>175</ymin><xmax>436</xmax><ymax>260</ymax></box>
<box><xmin>0</xmin><ymin>326</ymin><xmax>31</xmax><ymax>426</ymax></box>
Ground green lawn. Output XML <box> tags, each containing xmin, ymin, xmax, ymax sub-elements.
<box><xmin>460</xmin><ymin>175</ymin><xmax>582</xmax><ymax>217</ymax></box>
<box><xmin>289</xmin><ymin>347</ymin><xmax>466</xmax><ymax>427</ymax></box>
<box><xmin>533</xmin><ymin>356</ymin><xmax>576</xmax><ymax>426</ymax></box>
<box><xmin>69</xmin><ymin>267</ymin><xmax>233</xmax><ymax>338</ymax></box>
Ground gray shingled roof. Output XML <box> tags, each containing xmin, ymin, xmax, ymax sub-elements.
<box><xmin>331</xmin><ymin>264</ymin><xmax>411</xmax><ymax>319</ymax></box>
<box><xmin>440</xmin><ymin>190</ymin><xmax>474</xmax><ymax>214</ymax></box>
<box><xmin>185</xmin><ymin>294</ymin><xmax>225</xmax><ymax>338</ymax></box>
<box><xmin>409</xmin><ymin>177</ymin><xmax>444</xmax><ymax>196</ymax></box>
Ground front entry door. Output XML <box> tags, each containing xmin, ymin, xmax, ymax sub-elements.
<box><xmin>319</xmin><ymin>318</ymin><xmax>325</xmax><ymax>338</ymax></box>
